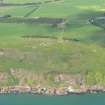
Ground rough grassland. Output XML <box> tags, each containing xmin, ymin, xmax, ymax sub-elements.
<box><xmin>0</xmin><ymin>0</ymin><xmax>105</xmax><ymax>86</ymax></box>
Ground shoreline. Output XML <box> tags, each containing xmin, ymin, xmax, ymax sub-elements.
<box><xmin>0</xmin><ymin>86</ymin><xmax>105</xmax><ymax>96</ymax></box>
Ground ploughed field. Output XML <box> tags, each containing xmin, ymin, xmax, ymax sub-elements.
<box><xmin>0</xmin><ymin>0</ymin><xmax>105</xmax><ymax>87</ymax></box>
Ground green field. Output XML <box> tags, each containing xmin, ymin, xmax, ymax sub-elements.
<box><xmin>0</xmin><ymin>0</ymin><xmax>105</xmax><ymax>87</ymax></box>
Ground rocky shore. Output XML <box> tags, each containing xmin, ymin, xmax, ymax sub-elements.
<box><xmin>0</xmin><ymin>85</ymin><xmax>105</xmax><ymax>96</ymax></box>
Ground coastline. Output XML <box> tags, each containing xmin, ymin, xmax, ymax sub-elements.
<box><xmin>0</xmin><ymin>85</ymin><xmax>105</xmax><ymax>96</ymax></box>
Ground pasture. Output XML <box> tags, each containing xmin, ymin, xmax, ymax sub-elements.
<box><xmin>0</xmin><ymin>0</ymin><xmax>105</xmax><ymax>86</ymax></box>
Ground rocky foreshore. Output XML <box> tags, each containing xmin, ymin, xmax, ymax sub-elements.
<box><xmin>0</xmin><ymin>85</ymin><xmax>105</xmax><ymax>96</ymax></box>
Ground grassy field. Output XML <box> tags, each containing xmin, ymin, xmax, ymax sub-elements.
<box><xmin>0</xmin><ymin>0</ymin><xmax>105</xmax><ymax>87</ymax></box>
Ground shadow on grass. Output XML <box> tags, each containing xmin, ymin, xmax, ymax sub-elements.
<box><xmin>67</xmin><ymin>10</ymin><xmax>105</xmax><ymax>29</ymax></box>
<box><xmin>66</xmin><ymin>10</ymin><xmax>105</xmax><ymax>47</ymax></box>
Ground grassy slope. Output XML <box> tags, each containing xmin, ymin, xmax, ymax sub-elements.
<box><xmin>0</xmin><ymin>0</ymin><xmax>105</xmax><ymax>86</ymax></box>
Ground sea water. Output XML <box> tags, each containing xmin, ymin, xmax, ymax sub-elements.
<box><xmin>0</xmin><ymin>93</ymin><xmax>105</xmax><ymax>105</ymax></box>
